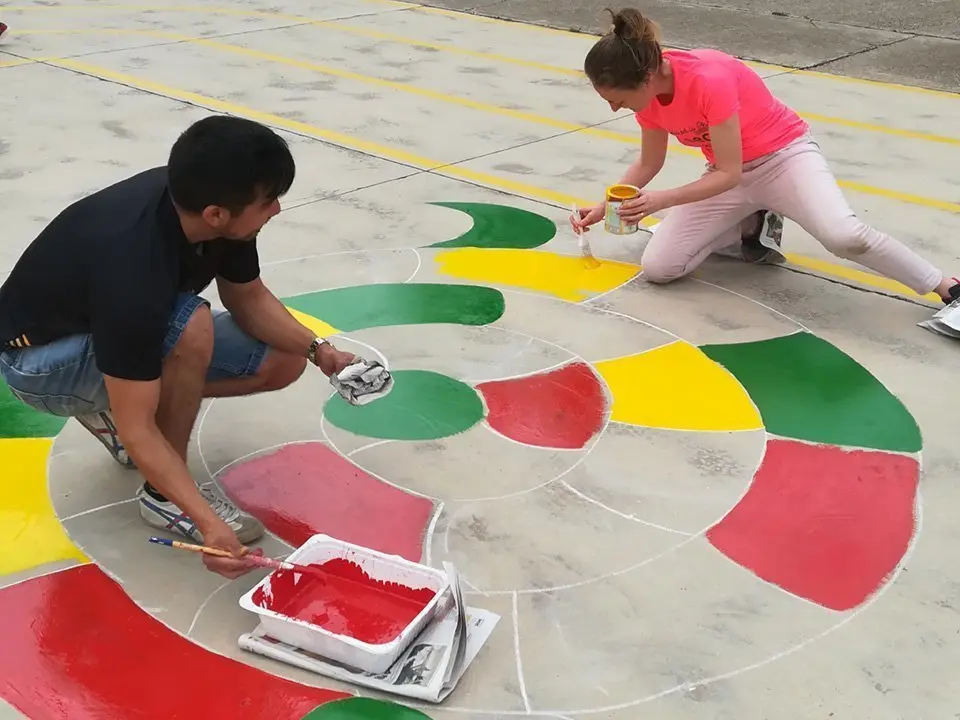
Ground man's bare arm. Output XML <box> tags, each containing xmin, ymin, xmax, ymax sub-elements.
<box><xmin>216</xmin><ymin>277</ymin><xmax>355</xmax><ymax>376</ymax></box>
<box><xmin>217</xmin><ymin>277</ymin><xmax>315</xmax><ymax>355</ymax></box>
<box><xmin>103</xmin><ymin>374</ymin><xmax>221</xmax><ymax>532</ymax></box>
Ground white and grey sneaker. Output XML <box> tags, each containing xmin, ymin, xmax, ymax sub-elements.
<box><xmin>137</xmin><ymin>484</ymin><xmax>265</xmax><ymax>544</ymax></box>
<box><xmin>76</xmin><ymin>410</ymin><xmax>136</xmax><ymax>468</ymax></box>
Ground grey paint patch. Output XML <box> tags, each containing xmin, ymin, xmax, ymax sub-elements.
<box><xmin>100</xmin><ymin>121</ymin><xmax>135</xmax><ymax>140</ymax></box>
<box><xmin>492</xmin><ymin>162</ymin><xmax>536</xmax><ymax>174</ymax></box>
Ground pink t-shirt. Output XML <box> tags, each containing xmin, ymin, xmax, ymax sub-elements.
<box><xmin>635</xmin><ymin>48</ymin><xmax>809</xmax><ymax>165</ymax></box>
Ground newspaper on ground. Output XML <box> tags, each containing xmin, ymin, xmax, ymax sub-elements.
<box><xmin>238</xmin><ymin>562</ymin><xmax>500</xmax><ymax>703</ymax></box>
<box><xmin>919</xmin><ymin>297</ymin><xmax>960</xmax><ymax>338</ymax></box>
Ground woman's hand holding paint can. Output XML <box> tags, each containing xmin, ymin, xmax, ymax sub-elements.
<box><xmin>618</xmin><ymin>189</ymin><xmax>671</xmax><ymax>224</ymax></box>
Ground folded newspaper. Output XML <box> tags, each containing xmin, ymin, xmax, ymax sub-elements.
<box><xmin>238</xmin><ymin>563</ymin><xmax>500</xmax><ymax>703</ymax></box>
<box><xmin>919</xmin><ymin>297</ymin><xmax>960</xmax><ymax>338</ymax></box>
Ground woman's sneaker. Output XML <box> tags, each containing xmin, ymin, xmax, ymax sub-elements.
<box><xmin>741</xmin><ymin>210</ymin><xmax>786</xmax><ymax>264</ymax></box>
<box><xmin>137</xmin><ymin>484</ymin><xmax>265</xmax><ymax>544</ymax></box>
<box><xmin>76</xmin><ymin>410</ymin><xmax>136</xmax><ymax>468</ymax></box>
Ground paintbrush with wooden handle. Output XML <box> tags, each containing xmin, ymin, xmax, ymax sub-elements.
<box><xmin>147</xmin><ymin>536</ymin><xmax>327</xmax><ymax>580</ymax></box>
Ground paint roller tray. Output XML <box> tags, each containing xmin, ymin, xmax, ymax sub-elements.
<box><xmin>238</xmin><ymin>534</ymin><xmax>451</xmax><ymax>675</ymax></box>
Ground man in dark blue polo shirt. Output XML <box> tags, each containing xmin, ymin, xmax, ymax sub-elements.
<box><xmin>0</xmin><ymin>115</ymin><xmax>355</xmax><ymax>578</ymax></box>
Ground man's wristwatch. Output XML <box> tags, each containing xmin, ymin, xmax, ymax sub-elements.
<box><xmin>307</xmin><ymin>337</ymin><xmax>331</xmax><ymax>366</ymax></box>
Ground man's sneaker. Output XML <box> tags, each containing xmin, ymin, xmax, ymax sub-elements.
<box><xmin>137</xmin><ymin>484</ymin><xmax>265</xmax><ymax>544</ymax></box>
<box><xmin>0</xmin><ymin>23</ymin><xmax>8</xmax><ymax>41</ymax></box>
<box><xmin>741</xmin><ymin>210</ymin><xmax>786</xmax><ymax>264</ymax></box>
<box><xmin>76</xmin><ymin>410</ymin><xmax>136</xmax><ymax>468</ymax></box>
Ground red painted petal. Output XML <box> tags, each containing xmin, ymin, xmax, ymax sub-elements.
<box><xmin>219</xmin><ymin>443</ymin><xmax>435</xmax><ymax>562</ymax></box>
<box><xmin>0</xmin><ymin>564</ymin><xmax>345</xmax><ymax>718</ymax></box>
<box><xmin>476</xmin><ymin>361</ymin><xmax>606</xmax><ymax>450</ymax></box>
<box><xmin>706</xmin><ymin>439</ymin><xmax>920</xmax><ymax>611</ymax></box>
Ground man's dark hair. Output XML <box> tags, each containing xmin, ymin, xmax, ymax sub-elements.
<box><xmin>167</xmin><ymin>115</ymin><xmax>296</xmax><ymax>214</ymax></box>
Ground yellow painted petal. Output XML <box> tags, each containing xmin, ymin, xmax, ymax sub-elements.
<box><xmin>286</xmin><ymin>307</ymin><xmax>340</xmax><ymax>337</ymax></box>
<box><xmin>434</xmin><ymin>248</ymin><xmax>640</xmax><ymax>302</ymax></box>
<box><xmin>0</xmin><ymin>438</ymin><xmax>88</xmax><ymax>575</ymax></box>
<box><xmin>594</xmin><ymin>341</ymin><xmax>763</xmax><ymax>431</ymax></box>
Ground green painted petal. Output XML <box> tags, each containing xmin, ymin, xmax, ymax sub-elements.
<box><xmin>426</xmin><ymin>202</ymin><xmax>556</xmax><ymax>249</ymax></box>
<box><xmin>324</xmin><ymin>369</ymin><xmax>484</xmax><ymax>441</ymax></box>
<box><xmin>700</xmin><ymin>332</ymin><xmax>921</xmax><ymax>453</ymax></box>
<box><xmin>283</xmin><ymin>284</ymin><xmax>504</xmax><ymax>332</ymax></box>
<box><xmin>301</xmin><ymin>697</ymin><xmax>432</xmax><ymax>719</ymax></box>
<box><xmin>0</xmin><ymin>380</ymin><xmax>68</xmax><ymax>439</ymax></box>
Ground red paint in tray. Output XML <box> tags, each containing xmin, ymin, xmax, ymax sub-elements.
<box><xmin>252</xmin><ymin>557</ymin><xmax>436</xmax><ymax>645</ymax></box>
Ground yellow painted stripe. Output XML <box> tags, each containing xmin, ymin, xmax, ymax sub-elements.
<box><xmin>316</xmin><ymin>19</ymin><xmax>587</xmax><ymax>78</ymax></box>
<box><xmin>0</xmin><ymin>438</ymin><xmax>88</xmax><ymax>575</ymax></box>
<box><xmin>27</xmin><ymin>59</ymin><xmax>947</xmax><ymax>304</ymax></box>
<box><xmin>595</xmin><ymin>342</ymin><xmax>763</xmax><ymax>431</ymax></box>
<box><xmin>784</xmin><ymin>253</ymin><xmax>942</xmax><ymax>303</ymax></box>
<box><xmin>2</xmin><ymin>4</ymin><xmax>311</xmax><ymax>22</ymax></box>
<box><xmin>832</xmin><ymin>180</ymin><xmax>958</xmax><ymax>214</ymax></box>
<box><xmin>286</xmin><ymin>307</ymin><xmax>340</xmax><ymax>338</ymax></box>
<box><xmin>798</xmin><ymin>112</ymin><xmax>959</xmax><ymax>146</ymax></box>
<box><xmin>787</xmin><ymin>67</ymin><xmax>960</xmax><ymax>100</ymax></box>
<box><xmin>434</xmin><ymin>248</ymin><xmax>640</xmax><ymax>302</ymax></box>
<box><xmin>178</xmin><ymin>36</ymin><xmax>641</xmax><ymax>139</ymax></box>
<box><xmin>52</xmin><ymin>57</ymin><xmax>591</xmax><ymax>206</ymax></box>
<box><xmin>0</xmin><ymin>57</ymin><xmax>39</xmax><ymax>69</ymax></box>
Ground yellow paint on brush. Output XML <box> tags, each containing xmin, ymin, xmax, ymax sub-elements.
<box><xmin>435</xmin><ymin>248</ymin><xmax>640</xmax><ymax>302</ymax></box>
<box><xmin>0</xmin><ymin>438</ymin><xmax>88</xmax><ymax>575</ymax></box>
<box><xmin>286</xmin><ymin>307</ymin><xmax>340</xmax><ymax>338</ymax></box>
<box><xmin>594</xmin><ymin>342</ymin><xmax>763</xmax><ymax>431</ymax></box>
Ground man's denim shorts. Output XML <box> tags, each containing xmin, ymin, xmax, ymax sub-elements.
<box><xmin>0</xmin><ymin>293</ymin><xmax>268</xmax><ymax>416</ymax></box>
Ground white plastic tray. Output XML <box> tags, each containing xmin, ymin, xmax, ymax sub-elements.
<box><xmin>239</xmin><ymin>533</ymin><xmax>450</xmax><ymax>674</ymax></box>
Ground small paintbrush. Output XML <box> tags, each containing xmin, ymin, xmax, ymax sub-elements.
<box><xmin>571</xmin><ymin>202</ymin><xmax>601</xmax><ymax>269</ymax></box>
<box><xmin>147</xmin><ymin>536</ymin><xmax>327</xmax><ymax>580</ymax></box>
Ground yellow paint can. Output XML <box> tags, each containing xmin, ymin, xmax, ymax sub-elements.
<box><xmin>603</xmin><ymin>184</ymin><xmax>641</xmax><ymax>235</ymax></box>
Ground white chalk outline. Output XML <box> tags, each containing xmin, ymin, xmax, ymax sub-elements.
<box><xmin>512</xmin><ymin>591</ymin><xmax>532</xmax><ymax>713</ymax></box>
<box><xmin>187</xmin><ymin>580</ymin><xmax>232</xmax><ymax>637</ymax></box>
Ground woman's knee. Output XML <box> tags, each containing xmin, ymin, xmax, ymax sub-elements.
<box><xmin>640</xmin><ymin>249</ymin><xmax>687</xmax><ymax>284</ymax></box>
<box><xmin>818</xmin><ymin>218</ymin><xmax>872</xmax><ymax>257</ymax></box>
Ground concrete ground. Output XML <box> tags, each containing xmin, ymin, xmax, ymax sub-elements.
<box><xmin>1</xmin><ymin>1</ymin><xmax>959</xmax><ymax>719</ymax></box>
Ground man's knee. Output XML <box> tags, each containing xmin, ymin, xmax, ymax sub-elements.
<box><xmin>255</xmin><ymin>351</ymin><xmax>307</xmax><ymax>392</ymax></box>
<box><xmin>169</xmin><ymin>303</ymin><xmax>215</xmax><ymax>368</ymax></box>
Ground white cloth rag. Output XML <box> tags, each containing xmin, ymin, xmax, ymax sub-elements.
<box><xmin>330</xmin><ymin>358</ymin><xmax>394</xmax><ymax>406</ymax></box>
